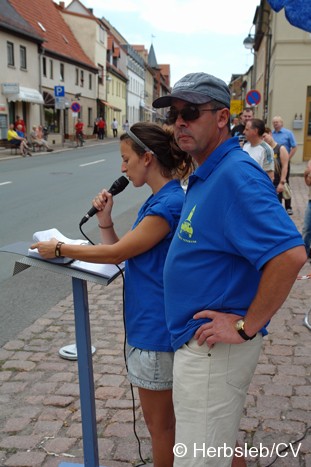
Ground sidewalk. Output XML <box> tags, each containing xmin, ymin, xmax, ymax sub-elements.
<box><xmin>0</xmin><ymin>136</ymin><xmax>115</xmax><ymax>161</ymax></box>
<box><xmin>0</xmin><ymin>179</ymin><xmax>310</xmax><ymax>467</ymax></box>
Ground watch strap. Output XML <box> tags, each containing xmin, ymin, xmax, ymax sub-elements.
<box><xmin>237</xmin><ymin>327</ymin><xmax>257</xmax><ymax>341</ymax></box>
<box><xmin>55</xmin><ymin>241</ymin><xmax>65</xmax><ymax>257</ymax></box>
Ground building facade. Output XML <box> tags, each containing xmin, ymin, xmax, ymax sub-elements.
<box><xmin>237</xmin><ymin>0</ymin><xmax>311</xmax><ymax>162</ymax></box>
<box><xmin>0</xmin><ymin>0</ymin><xmax>44</xmax><ymax>138</ymax></box>
<box><xmin>0</xmin><ymin>0</ymin><xmax>171</xmax><ymax>145</ymax></box>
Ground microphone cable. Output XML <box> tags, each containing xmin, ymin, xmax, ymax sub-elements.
<box><xmin>79</xmin><ymin>226</ymin><xmax>148</xmax><ymax>467</ymax></box>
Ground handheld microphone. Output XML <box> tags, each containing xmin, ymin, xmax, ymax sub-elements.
<box><xmin>79</xmin><ymin>176</ymin><xmax>129</xmax><ymax>226</ymax></box>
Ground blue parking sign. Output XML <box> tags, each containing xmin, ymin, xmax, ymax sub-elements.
<box><xmin>54</xmin><ymin>86</ymin><xmax>65</xmax><ymax>97</ymax></box>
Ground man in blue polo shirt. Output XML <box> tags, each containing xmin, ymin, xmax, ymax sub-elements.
<box><xmin>153</xmin><ymin>73</ymin><xmax>306</xmax><ymax>467</ymax></box>
<box><xmin>272</xmin><ymin>115</ymin><xmax>297</xmax><ymax>215</ymax></box>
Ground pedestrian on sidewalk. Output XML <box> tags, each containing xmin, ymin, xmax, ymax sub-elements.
<box><xmin>7</xmin><ymin>123</ymin><xmax>31</xmax><ymax>157</ymax></box>
<box><xmin>263</xmin><ymin>126</ymin><xmax>289</xmax><ymax>202</ymax></box>
<box><xmin>30</xmin><ymin>125</ymin><xmax>54</xmax><ymax>152</ymax></box>
<box><xmin>111</xmin><ymin>118</ymin><xmax>118</xmax><ymax>137</ymax></box>
<box><xmin>93</xmin><ymin>119</ymin><xmax>98</xmax><ymax>139</ymax></box>
<box><xmin>31</xmin><ymin>122</ymin><xmax>194</xmax><ymax>467</ymax></box>
<box><xmin>96</xmin><ymin>117</ymin><xmax>106</xmax><ymax>140</ymax></box>
<box><xmin>15</xmin><ymin>124</ymin><xmax>32</xmax><ymax>156</ymax></box>
<box><xmin>14</xmin><ymin>115</ymin><xmax>26</xmax><ymax>134</ymax></box>
<box><xmin>243</xmin><ymin>118</ymin><xmax>275</xmax><ymax>181</ymax></box>
<box><xmin>272</xmin><ymin>115</ymin><xmax>297</xmax><ymax>215</ymax></box>
<box><xmin>122</xmin><ymin>119</ymin><xmax>130</xmax><ymax>132</ymax></box>
<box><xmin>153</xmin><ymin>71</ymin><xmax>307</xmax><ymax>467</ymax></box>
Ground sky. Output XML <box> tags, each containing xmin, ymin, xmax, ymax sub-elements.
<box><xmin>65</xmin><ymin>0</ymin><xmax>261</xmax><ymax>86</ymax></box>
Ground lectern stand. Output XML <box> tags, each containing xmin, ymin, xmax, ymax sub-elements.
<box><xmin>1</xmin><ymin>243</ymin><xmax>123</xmax><ymax>467</ymax></box>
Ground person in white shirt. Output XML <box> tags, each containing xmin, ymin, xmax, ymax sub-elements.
<box><xmin>243</xmin><ymin>118</ymin><xmax>274</xmax><ymax>181</ymax></box>
<box><xmin>111</xmin><ymin>118</ymin><xmax>118</xmax><ymax>137</ymax></box>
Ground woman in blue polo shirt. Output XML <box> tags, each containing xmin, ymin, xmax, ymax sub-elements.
<box><xmin>31</xmin><ymin>122</ymin><xmax>193</xmax><ymax>467</ymax></box>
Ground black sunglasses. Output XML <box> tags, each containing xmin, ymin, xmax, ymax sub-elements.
<box><xmin>166</xmin><ymin>105</ymin><xmax>222</xmax><ymax>125</ymax></box>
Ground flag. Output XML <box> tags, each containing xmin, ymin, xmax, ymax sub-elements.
<box><xmin>267</xmin><ymin>0</ymin><xmax>311</xmax><ymax>33</ymax></box>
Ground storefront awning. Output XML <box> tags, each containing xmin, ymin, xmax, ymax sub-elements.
<box><xmin>143</xmin><ymin>105</ymin><xmax>156</xmax><ymax>114</ymax></box>
<box><xmin>7</xmin><ymin>87</ymin><xmax>44</xmax><ymax>104</ymax></box>
<box><xmin>100</xmin><ymin>100</ymin><xmax>121</xmax><ymax>111</ymax></box>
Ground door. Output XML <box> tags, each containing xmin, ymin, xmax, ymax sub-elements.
<box><xmin>304</xmin><ymin>94</ymin><xmax>311</xmax><ymax>161</ymax></box>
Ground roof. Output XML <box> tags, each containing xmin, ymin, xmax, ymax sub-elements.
<box><xmin>132</xmin><ymin>44</ymin><xmax>148</xmax><ymax>63</ymax></box>
<box><xmin>0</xmin><ymin>0</ymin><xmax>43</xmax><ymax>42</ymax></box>
<box><xmin>8</xmin><ymin>0</ymin><xmax>97</xmax><ymax>70</ymax></box>
<box><xmin>148</xmin><ymin>43</ymin><xmax>158</xmax><ymax>68</ymax></box>
<box><xmin>61</xmin><ymin>0</ymin><xmax>103</xmax><ymax>29</ymax></box>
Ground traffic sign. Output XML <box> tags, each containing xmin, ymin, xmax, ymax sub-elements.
<box><xmin>54</xmin><ymin>85</ymin><xmax>65</xmax><ymax>97</ymax></box>
<box><xmin>55</xmin><ymin>96</ymin><xmax>66</xmax><ymax>110</ymax></box>
<box><xmin>246</xmin><ymin>89</ymin><xmax>261</xmax><ymax>106</ymax></box>
<box><xmin>71</xmin><ymin>101</ymin><xmax>81</xmax><ymax>112</ymax></box>
<box><xmin>230</xmin><ymin>99</ymin><xmax>244</xmax><ymax>116</ymax></box>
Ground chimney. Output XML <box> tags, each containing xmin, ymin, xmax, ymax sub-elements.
<box><xmin>59</xmin><ymin>1</ymin><xmax>65</xmax><ymax>8</ymax></box>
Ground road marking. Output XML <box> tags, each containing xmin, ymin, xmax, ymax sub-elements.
<box><xmin>0</xmin><ymin>181</ymin><xmax>12</xmax><ymax>186</ymax></box>
<box><xmin>79</xmin><ymin>159</ymin><xmax>106</xmax><ymax>167</ymax></box>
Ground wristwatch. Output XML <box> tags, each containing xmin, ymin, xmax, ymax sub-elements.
<box><xmin>55</xmin><ymin>241</ymin><xmax>65</xmax><ymax>257</ymax></box>
<box><xmin>235</xmin><ymin>319</ymin><xmax>257</xmax><ymax>341</ymax></box>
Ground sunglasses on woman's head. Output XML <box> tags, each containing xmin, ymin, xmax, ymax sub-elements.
<box><xmin>166</xmin><ymin>105</ymin><xmax>222</xmax><ymax>125</ymax></box>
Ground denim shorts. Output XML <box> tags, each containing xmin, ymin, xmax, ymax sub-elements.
<box><xmin>126</xmin><ymin>343</ymin><xmax>174</xmax><ymax>391</ymax></box>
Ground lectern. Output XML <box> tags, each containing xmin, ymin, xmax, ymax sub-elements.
<box><xmin>1</xmin><ymin>242</ymin><xmax>123</xmax><ymax>467</ymax></box>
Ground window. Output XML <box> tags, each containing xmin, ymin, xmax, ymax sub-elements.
<box><xmin>7</xmin><ymin>42</ymin><xmax>14</xmax><ymax>66</ymax></box>
<box><xmin>50</xmin><ymin>59</ymin><xmax>53</xmax><ymax>79</ymax></box>
<box><xmin>20</xmin><ymin>46</ymin><xmax>27</xmax><ymax>69</ymax></box>
<box><xmin>98</xmin><ymin>64</ymin><xmax>103</xmax><ymax>85</ymax></box>
<box><xmin>80</xmin><ymin>70</ymin><xmax>84</xmax><ymax>87</ymax></box>
<box><xmin>42</xmin><ymin>56</ymin><xmax>47</xmax><ymax>77</ymax></box>
<box><xmin>88</xmin><ymin>107</ymin><xmax>93</xmax><ymax>126</ymax></box>
<box><xmin>89</xmin><ymin>73</ymin><xmax>92</xmax><ymax>90</ymax></box>
<box><xmin>99</xmin><ymin>26</ymin><xmax>106</xmax><ymax>43</ymax></box>
<box><xmin>60</xmin><ymin>63</ymin><xmax>64</xmax><ymax>81</ymax></box>
<box><xmin>75</xmin><ymin>68</ymin><xmax>79</xmax><ymax>86</ymax></box>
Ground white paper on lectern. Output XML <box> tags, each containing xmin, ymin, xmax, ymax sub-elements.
<box><xmin>69</xmin><ymin>260</ymin><xmax>124</xmax><ymax>278</ymax></box>
<box><xmin>28</xmin><ymin>228</ymin><xmax>124</xmax><ymax>278</ymax></box>
<box><xmin>28</xmin><ymin>228</ymin><xmax>87</xmax><ymax>264</ymax></box>
<box><xmin>33</xmin><ymin>228</ymin><xmax>86</xmax><ymax>245</ymax></box>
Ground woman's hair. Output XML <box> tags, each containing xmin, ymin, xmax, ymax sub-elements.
<box><xmin>120</xmin><ymin>122</ymin><xmax>194</xmax><ymax>179</ymax></box>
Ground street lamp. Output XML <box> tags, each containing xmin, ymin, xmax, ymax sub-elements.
<box><xmin>243</xmin><ymin>34</ymin><xmax>255</xmax><ymax>50</ymax></box>
<box><xmin>243</xmin><ymin>20</ymin><xmax>272</xmax><ymax>123</ymax></box>
<box><xmin>243</xmin><ymin>24</ymin><xmax>256</xmax><ymax>50</ymax></box>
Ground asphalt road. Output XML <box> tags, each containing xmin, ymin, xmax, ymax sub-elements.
<box><xmin>0</xmin><ymin>142</ymin><xmax>149</xmax><ymax>346</ymax></box>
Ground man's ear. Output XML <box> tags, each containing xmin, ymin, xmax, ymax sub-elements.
<box><xmin>218</xmin><ymin>108</ymin><xmax>230</xmax><ymax>129</ymax></box>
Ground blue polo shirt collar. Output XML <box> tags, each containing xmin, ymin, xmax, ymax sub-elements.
<box><xmin>188</xmin><ymin>137</ymin><xmax>240</xmax><ymax>189</ymax></box>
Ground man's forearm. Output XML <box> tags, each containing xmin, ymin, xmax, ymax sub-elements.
<box><xmin>244</xmin><ymin>246</ymin><xmax>306</xmax><ymax>336</ymax></box>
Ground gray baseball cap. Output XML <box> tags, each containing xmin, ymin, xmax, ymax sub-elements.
<box><xmin>152</xmin><ymin>72</ymin><xmax>230</xmax><ymax>109</ymax></box>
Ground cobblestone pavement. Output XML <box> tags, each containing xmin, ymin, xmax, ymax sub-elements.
<box><xmin>0</xmin><ymin>175</ymin><xmax>310</xmax><ymax>467</ymax></box>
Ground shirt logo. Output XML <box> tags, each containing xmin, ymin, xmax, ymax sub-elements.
<box><xmin>178</xmin><ymin>205</ymin><xmax>197</xmax><ymax>243</ymax></box>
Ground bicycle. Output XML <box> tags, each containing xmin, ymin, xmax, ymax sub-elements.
<box><xmin>75</xmin><ymin>131</ymin><xmax>84</xmax><ymax>147</ymax></box>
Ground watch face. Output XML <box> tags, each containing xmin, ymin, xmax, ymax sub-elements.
<box><xmin>235</xmin><ymin>319</ymin><xmax>244</xmax><ymax>331</ymax></box>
